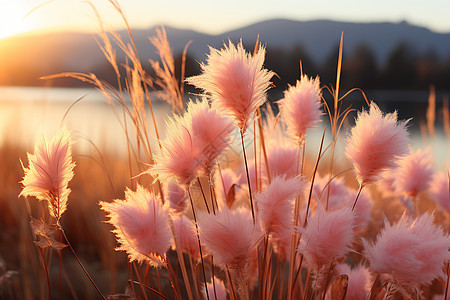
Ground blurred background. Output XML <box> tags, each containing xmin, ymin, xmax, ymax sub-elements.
<box><xmin>1</xmin><ymin>0</ymin><xmax>450</xmax><ymax>298</ymax></box>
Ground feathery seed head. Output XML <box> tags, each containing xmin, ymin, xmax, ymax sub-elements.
<box><xmin>100</xmin><ymin>185</ymin><xmax>172</xmax><ymax>266</ymax></box>
<box><xmin>186</xmin><ymin>40</ymin><xmax>274</xmax><ymax>133</ymax></box>
<box><xmin>345</xmin><ymin>102</ymin><xmax>409</xmax><ymax>185</ymax></box>
<box><xmin>20</xmin><ymin>127</ymin><xmax>75</xmax><ymax>221</ymax></box>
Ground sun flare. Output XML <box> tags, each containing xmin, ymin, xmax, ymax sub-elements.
<box><xmin>0</xmin><ymin>2</ymin><xmax>34</xmax><ymax>39</ymax></box>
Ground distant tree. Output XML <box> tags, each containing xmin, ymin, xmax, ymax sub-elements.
<box><xmin>343</xmin><ymin>43</ymin><xmax>378</xmax><ymax>89</ymax></box>
<box><xmin>320</xmin><ymin>44</ymin><xmax>342</xmax><ymax>89</ymax></box>
<box><xmin>284</xmin><ymin>45</ymin><xmax>317</xmax><ymax>85</ymax></box>
<box><xmin>382</xmin><ymin>42</ymin><xmax>417</xmax><ymax>89</ymax></box>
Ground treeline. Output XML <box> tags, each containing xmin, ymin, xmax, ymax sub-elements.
<box><xmin>179</xmin><ymin>42</ymin><xmax>450</xmax><ymax>94</ymax></box>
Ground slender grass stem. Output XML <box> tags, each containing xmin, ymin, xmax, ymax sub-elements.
<box><xmin>240</xmin><ymin>131</ymin><xmax>255</xmax><ymax>223</ymax></box>
<box><xmin>187</xmin><ymin>189</ymin><xmax>210</xmax><ymax>300</ymax></box>
<box><xmin>321</xmin><ymin>260</ymin><xmax>334</xmax><ymax>300</ymax></box>
<box><xmin>197</xmin><ymin>177</ymin><xmax>211</xmax><ymax>214</ymax></box>
<box><xmin>351</xmin><ymin>184</ymin><xmax>364</xmax><ymax>211</ymax></box>
<box><xmin>130</xmin><ymin>280</ymin><xmax>170</xmax><ymax>300</ymax></box>
<box><xmin>38</xmin><ymin>248</ymin><xmax>52</xmax><ymax>300</ymax></box>
<box><xmin>132</xmin><ymin>262</ymin><xmax>149</xmax><ymax>300</ymax></box>
<box><xmin>445</xmin><ymin>263</ymin><xmax>449</xmax><ymax>300</ymax></box>
<box><xmin>58</xmin><ymin>222</ymin><xmax>106</xmax><ymax>300</ymax></box>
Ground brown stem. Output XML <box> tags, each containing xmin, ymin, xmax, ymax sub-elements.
<box><xmin>39</xmin><ymin>248</ymin><xmax>53</xmax><ymax>300</ymax></box>
<box><xmin>197</xmin><ymin>177</ymin><xmax>211</xmax><ymax>214</ymax></box>
<box><xmin>241</xmin><ymin>131</ymin><xmax>255</xmax><ymax>223</ymax></box>
<box><xmin>351</xmin><ymin>184</ymin><xmax>364</xmax><ymax>211</ymax></box>
<box><xmin>187</xmin><ymin>189</ymin><xmax>210</xmax><ymax>300</ymax></box>
<box><xmin>58</xmin><ymin>222</ymin><xmax>106</xmax><ymax>300</ymax></box>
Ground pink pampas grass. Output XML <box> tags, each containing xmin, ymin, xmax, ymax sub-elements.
<box><xmin>334</xmin><ymin>263</ymin><xmax>372</xmax><ymax>300</ymax></box>
<box><xmin>198</xmin><ymin>206</ymin><xmax>261</xmax><ymax>268</ymax></box>
<box><xmin>186</xmin><ymin>99</ymin><xmax>234</xmax><ymax>176</ymax></box>
<box><xmin>20</xmin><ymin>127</ymin><xmax>75</xmax><ymax>221</ymax></box>
<box><xmin>394</xmin><ymin>147</ymin><xmax>434</xmax><ymax>198</ymax></box>
<box><xmin>266</xmin><ymin>143</ymin><xmax>299</xmax><ymax>179</ymax></box>
<box><xmin>166</xmin><ymin>180</ymin><xmax>188</xmax><ymax>214</ymax></box>
<box><xmin>345</xmin><ymin>102</ymin><xmax>409</xmax><ymax>185</ymax></box>
<box><xmin>297</xmin><ymin>204</ymin><xmax>354</xmax><ymax>275</ymax></box>
<box><xmin>197</xmin><ymin>206</ymin><xmax>262</xmax><ymax>296</ymax></box>
<box><xmin>150</xmin><ymin>115</ymin><xmax>199</xmax><ymax>189</ymax></box>
<box><xmin>364</xmin><ymin>213</ymin><xmax>450</xmax><ymax>290</ymax></box>
<box><xmin>172</xmin><ymin>215</ymin><xmax>199</xmax><ymax>258</ymax></box>
<box><xmin>255</xmin><ymin>176</ymin><xmax>306</xmax><ymax>258</ymax></box>
<box><xmin>99</xmin><ymin>185</ymin><xmax>172</xmax><ymax>266</ymax></box>
<box><xmin>278</xmin><ymin>75</ymin><xmax>322</xmax><ymax>143</ymax></box>
<box><xmin>430</xmin><ymin>171</ymin><xmax>450</xmax><ymax>212</ymax></box>
<box><xmin>186</xmin><ymin>40</ymin><xmax>274</xmax><ymax>133</ymax></box>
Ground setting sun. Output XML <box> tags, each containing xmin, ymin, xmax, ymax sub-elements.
<box><xmin>0</xmin><ymin>2</ymin><xmax>35</xmax><ymax>39</ymax></box>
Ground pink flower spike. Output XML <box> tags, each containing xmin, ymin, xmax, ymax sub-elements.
<box><xmin>278</xmin><ymin>75</ymin><xmax>322</xmax><ymax>143</ymax></box>
<box><xmin>345</xmin><ymin>102</ymin><xmax>409</xmax><ymax>185</ymax></box>
<box><xmin>297</xmin><ymin>204</ymin><xmax>354</xmax><ymax>271</ymax></box>
<box><xmin>149</xmin><ymin>115</ymin><xmax>199</xmax><ymax>190</ymax></box>
<box><xmin>430</xmin><ymin>171</ymin><xmax>450</xmax><ymax>212</ymax></box>
<box><xmin>186</xmin><ymin>98</ymin><xmax>234</xmax><ymax>175</ymax></box>
<box><xmin>166</xmin><ymin>180</ymin><xmax>188</xmax><ymax>214</ymax></box>
<box><xmin>265</xmin><ymin>143</ymin><xmax>299</xmax><ymax>179</ymax></box>
<box><xmin>99</xmin><ymin>185</ymin><xmax>172</xmax><ymax>266</ymax></box>
<box><xmin>20</xmin><ymin>127</ymin><xmax>75</xmax><ymax>221</ymax></box>
<box><xmin>255</xmin><ymin>176</ymin><xmax>307</xmax><ymax>258</ymax></box>
<box><xmin>198</xmin><ymin>206</ymin><xmax>262</xmax><ymax>269</ymax></box>
<box><xmin>394</xmin><ymin>147</ymin><xmax>434</xmax><ymax>198</ymax></box>
<box><xmin>172</xmin><ymin>215</ymin><xmax>199</xmax><ymax>258</ymax></box>
<box><xmin>364</xmin><ymin>213</ymin><xmax>450</xmax><ymax>290</ymax></box>
<box><xmin>186</xmin><ymin>40</ymin><xmax>274</xmax><ymax>133</ymax></box>
<box><xmin>334</xmin><ymin>263</ymin><xmax>372</xmax><ymax>300</ymax></box>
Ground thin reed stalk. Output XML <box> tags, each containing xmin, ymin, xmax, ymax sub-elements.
<box><xmin>58</xmin><ymin>222</ymin><xmax>106</xmax><ymax>300</ymax></box>
<box><xmin>187</xmin><ymin>189</ymin><xmax>210</xmax><ymax>300</ymax></box>
<box><xmin>38</xmin><ymin>248</ymin><xmax>52</xmax><ymax>300</ymax></box>
<box><xmin>241</xmin><ymin>131</ymin><xmax>256</xmax><ymax>223</ymax></box>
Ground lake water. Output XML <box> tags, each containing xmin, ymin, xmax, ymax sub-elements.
<box><xmin>1</xmin><ymin>86</ymin><xmax>449</xmax><ymax>169</ymax></box>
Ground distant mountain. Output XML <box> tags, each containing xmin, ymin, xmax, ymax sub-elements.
<box><xmin>0</xmin><ymin>19</ymin><xmax>449</xmax><ymax>86</ymax></box>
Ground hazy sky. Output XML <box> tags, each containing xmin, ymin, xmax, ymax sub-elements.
<box><xmin>2</xmin><ymin>0</ymin><xmax>450</xmax><ymax>38</ymax></box>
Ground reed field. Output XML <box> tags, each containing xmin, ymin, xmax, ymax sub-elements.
<box><xmin>2</xmin><ymin>2</ymin><xmax>450</xmax><ymax>300</ymax></box>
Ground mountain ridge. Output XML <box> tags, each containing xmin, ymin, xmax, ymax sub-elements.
<box><xmin>0</xmin><ymin>18</ymin><xmax>449</xmax><ymax>86</ymax></box>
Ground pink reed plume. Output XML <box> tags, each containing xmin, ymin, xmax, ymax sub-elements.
<box><xmin>278</xmin><ymin>74</ymin><xmax>322</xmax><ymax>143</ymax></box>
<box><xmin>20</xmin><ymin>127</ymin><xmax>75</xmax><ymax>221</ymax></box>
<box><xmin>345</xmin><ymin>102</ymin><xmax>409</xmax><ymax>185</ymax></box>
<box><xmin>186</xmin><ymin>40</ymin><xmax>274</xmax><ymax>133</ymax></box>
<box><xmin>100</xmin><ymin>185</ymin><xmax>172</xmax><ymax>266</ymax></box>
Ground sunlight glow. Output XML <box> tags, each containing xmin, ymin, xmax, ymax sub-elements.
<box><xmin>0</xmin><ymin>2</ymin><xmax>35</xmax><ymax>39</ymax></box>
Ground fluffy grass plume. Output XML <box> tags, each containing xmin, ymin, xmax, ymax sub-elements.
<box><xmin>185</xmin><ymin>98</ymin><xmax>234</xmax><ymax>175</ymax></box>
<box><xmin>394</xmin><ymin>147</ymin><xmax>434</xmax><ymax>198</ymax></box>
<box><xmin>172</xmin><ymin>215</ymin><xmax>199</xmax><ymax>258</ymax></box>
<box><xmin>198</xmin><ymin>206</ymin><xmax>262</xmax><ymax>269</ymax></box>
<box><xmin>345</xmin><ymin>102</ymin><xmax>409</xmax><ymax>185</ymax></box>
<box><xmin>255</xmin><ymin>175</ymin><xmax>306</xmax><ymax>258</ymax></box>
<box><xmin>364</xmin><ymin>213</ymin><xmax>450</xmax><ymax>290</ymax></box>
<box><xmin>297</xmin><ymin>204</ymin><xmax>354</xmax><ymax>271</ymax></box>
<box><xmin>334</xmin><ymin>263</ymin><xmax>372</xmax><ymax>300</ymax></box>
<box><xmin>278</xmin><ymin>75</ymin><xmax>322</xmax><ymax>143</ymax></box>
<box><xmin>430</xmin><ymin>171</ymin><xmax>450</xmax><ymax>212</ymax></box>
<box><xmin>20</xmin><ymin>127</ymin><xmax>75</xmax><ymax>221</ymax></box>
<box><xmin>149</xmin><ymin>114</ymin><xmax>199</xmax><ymax>189</ymax></box>
<box><xmin>99</xmin><ymin>185</ymin><xmax>172</xmax><ymax>266</ymax></box>
<box><xmin>186</xmin><ymin>40</ymin><xmax>274</xmax><ymax>133</ymax></box>
<box><xmin>165</xmin><ymin>180</ymin><xmax>189</xmax><ymax>214</ymax></box>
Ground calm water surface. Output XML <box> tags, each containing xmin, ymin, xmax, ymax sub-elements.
<box><xmin>1</xmin><ymin>86</ymin><xmax>449</xmax><ymax>168</ymax></box>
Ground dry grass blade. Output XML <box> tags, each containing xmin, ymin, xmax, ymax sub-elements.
<box><xmin>426</xmin><ymin>85</ymin><xmax>436</xmax><ymax>138</ymax></box>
